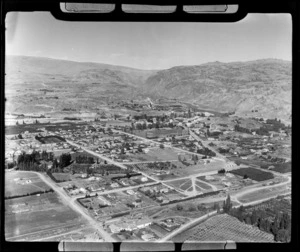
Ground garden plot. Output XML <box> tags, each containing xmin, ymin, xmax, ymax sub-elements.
<box><xmin>5</xmin><ymin>171</ymin><xmax>51</xmax><ymax>198</ymax></box>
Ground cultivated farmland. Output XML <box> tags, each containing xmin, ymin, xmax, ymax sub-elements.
<box><xmin>230</xmin><ymin>167</ymin><xmax>274</xmax><ymax>181</ymax></box>
<box><xmin>5</xmin><ymin>192</ymin><xmax>87</xmax><ymax>241</ymax></box>
<box><xmin>172</xmin><ymin>214</ymin><xmax>274</xmax><ymax>242</ymax></box>
<box><xmin>5</xmin><ymin>171</ymin><xmax>51</xmax><ymax>198</ymax></box>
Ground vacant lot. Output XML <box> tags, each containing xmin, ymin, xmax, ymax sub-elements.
<box><xmin>172</xmin><ymin>214</ymin><xmax>274</xmax><ymax>242</ymax></box>
<box><xmin>5</xmin><ymin>171</ymin><xmax>51</xmax><ymax>198</ymax></box>
<box><xmin>230</xmin><ymin>167</ymin><xmax>274</xmax><ymax>181</ymax></box>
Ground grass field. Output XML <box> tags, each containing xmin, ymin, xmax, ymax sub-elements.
<box><xmin>5</xmin><ymin>171</ymin><xmax>51</xmax><ymax>198</ymax></box>
<box><xmin>129</xmin><ymin>158</ymin><xmax>227</xmax><ymax>179</ymax></box>
<box><xmin>5</xmin><ymin>192</ymin><xmax>86</xmax><ymax>240</ymax></box>
<box><xmin>131</xmin><ymin>147</ymin><xmax>179</xmax><ymax>162</ymax></box>
<box><xmin>237</xmin><ymin>184</ymin><xmax>291</xmax><ymax>203</ymax></box>
<box><xmin>172</xmin><ymin>214</ymin><xmax>274</xmax><ymax>242</ymax></box>
<box><xmin>165</xmin><ymin>179</ymin><xmax>191</xmax><ymax>192</ymax></box>
<box><xmin>195</xmin><ymin>180</ymin><xmax>214</xmax><ymax>191</ymax></box>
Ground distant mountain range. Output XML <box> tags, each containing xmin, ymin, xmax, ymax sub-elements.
<box><xmin>6</xmin><ymin>55</ymin><xmax>291</xmax><ymax>123</ymax></box>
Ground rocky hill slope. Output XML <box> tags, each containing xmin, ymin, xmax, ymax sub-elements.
<box><xmin>5</xmin><ymin>56</ymin><xmax>291</xmax><ymax>123</ymax></box>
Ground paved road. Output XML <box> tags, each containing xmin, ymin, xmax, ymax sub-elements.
<box><xmin>232</xmin><ymin>175</ymin><xmax>291</xmax><ymax>200</ymax></box>
<box><xmin>124</xmin><ymin>160</ymin><xmax>178</xmax><ymax>164</ymax></box>
<box><xmin>34</xmin><ymin>172</ymin><xmax>115</xmax><ymax>242</ymax></box>
<box><xmin>66</xmin><ymin>134</ymin><xmax>291</xmax><ymax>242</ymax></box>
<box><xmin>70</xmin><ymin>181</ymin><xmax>160</xmax><ymax>200</ymax></box>
<box><xmin>162</xmin><ymin>173</ymin><xmax>218</xmax><ymax>192</ymax></box>
<box><xmin>110</xmin><ymin>128</ymin><xmax>207</xmax><ymax>158</ymax></box>
<box><xmin>160</xmin><ymin>182</ymin><xmax>291</xmax><ymax>242</ymax></box>
<box><xmin>188</xmin><ymin>129</ymin><xmax>227</xmax><ymax>160</ymax></box>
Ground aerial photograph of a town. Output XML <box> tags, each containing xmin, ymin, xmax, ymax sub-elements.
<box><xmin>4</xmin><ymin>11</ymin><xmax>292</xmax><ymax>244</ymax></box>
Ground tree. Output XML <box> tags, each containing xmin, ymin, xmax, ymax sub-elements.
<box><xmin>176</xmin><ymin>204</ymin><xmax>184</xmax><ymax>211</ymax></box>
<box><xmin>52</xmin><ymin>159</ymin><xmax>58</xmax><ymax>169</ymax></box>
<box><xmin>280</xmin><ymin>212</ymin><xmax>291</xmax><ymax>230</ymax></box>
<box><xmin>271</xmin><ymin>221</ymin><xmax>279</xmax><ymax>237</ymax></box>
<box><xmin>213</xmin><ymin>202</ymin><xmax>220</xmax><ymax>212</ymax></box>
<box><xmin>258</xmin><ymin>218</ymin><xmax>267</xmax><ymax>232</ymax></box>
<box><xmin>188</xmin><ymin>203</ymin><xmax>197</xmax><ymax>212</ymax></box>
<box><xmin>245</xmin><ymin>215</ymin><xmax>252</xmax><ymax>225</ymax></box>
<box><xmin>275</xmin><ymin>229</ymin><xmax>289</xmax><ymax>242</ymax></box>
<box><xmin>59</xmin><ymin>153</ymin><xmax>71</xmax><ymax>169</ymax></box>
<box><xmin>218</xmin><ymin>169</ymin><xmax>226</xmax><ymax>174</ymax></box>
<box><xmin>223</xmin><ymin>194</ymin><xmax>232</xmax><ymax>213</ymax></box>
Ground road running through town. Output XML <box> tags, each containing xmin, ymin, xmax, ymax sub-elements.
<box><xmin>64</xmin><ymin>136</ymin><xmax>291</xmax><ymax>242</ymax></box>
<box><xmin>34</xmin><ymin>171</ymin><xmax>116</xmax><ymax>242</ymax></box>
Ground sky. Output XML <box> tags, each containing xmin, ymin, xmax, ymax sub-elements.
<box><xmin>5</xmin><ymin>12</ymin><xmax>292</xmax><ymax>70</ymax></box>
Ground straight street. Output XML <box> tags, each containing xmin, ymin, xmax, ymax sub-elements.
<box><xmin>34</xmin><ymin>171</ymin><xmax>116</xmax><ymax>242</ymax></box>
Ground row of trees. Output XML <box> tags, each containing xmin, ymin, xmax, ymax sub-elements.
<box><xmin>17</xmin><ymin>151</ymin><xmax>72</xmax><ymax>172</ymax></box>
<box><xmin>133</xmin><ymin>121</ymin><xmax>175</xmax><ymax>130</ymax></box>
<box><xmin>176</xmin><ymin>202</ymin><xmax>220</xmax><ymax>213</ymax></box>
<box><xmin>5</xmin><ymin>188</ymin><xmax>54</xmax><ymax>200</ymax></box>
<box><xmin>50</xmin><ymin>153</ymin><xmax>72</xmax><ymax>172</ymax></box>
<box><xmin>75</xmin><ymin>155</ymin><xmax>95</xmax><ymax>164</ymax></box>
<box><xmin>17</xmin><ymin>150</ymin><xmax>53</xmax><ymax>164</ymax></box>
<box><xmin>17</xmin><ymin>150</ymin><xmax>53</xmax><ymax>171</ymax></box>
<box><xmin>196</xmin><ymin>147</ymin><xmax>216</xmax><ymax>157</ymax></box>
<box><xmin>234</xmin><ymin>125</ymin><xmax>252</xmax><ymax>134</ymax></box>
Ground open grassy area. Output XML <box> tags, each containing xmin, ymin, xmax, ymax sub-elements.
<box><xmin>5</xmin><ymin>121</ymin><xmax>88</xmax><ymax>135</ymax></box>
<box><xmin>165</xmin><ymin>179</ymin><xmax>192</xmax><ymax>192</ymax></box>
<box><xmin>133</xmin><ymin>147</ymin><xmax>179</xmax><ymax>162</ymax></box>
<box><xmin>195</xmin><ymin>180</ymin><xmax>214</xmax><ymax>191</ymax></box>
<box><xmin>5</xmin><ymin>171</ymin><xmax>51</xmax><ymax>198</ymax></box>
<box><xmin>237</xmin><ymin>184</ymin><xmax>291</xmax><ymax>203</ymax></box>
<box><xmin>5</xmin><ymin>192</ymin><xmax>86</xmax><ymax>240</ymax></box>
